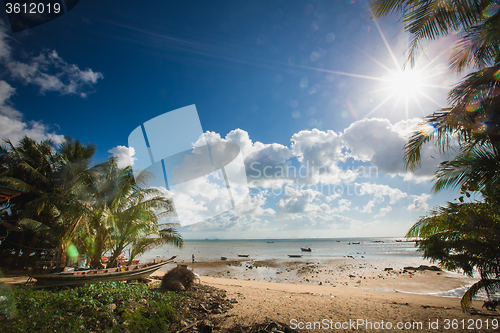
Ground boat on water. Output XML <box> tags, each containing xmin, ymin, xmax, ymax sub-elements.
<box><xmin>237</xmin><ymin>254</ymin><xmax>249</xmax><ymax>257</ymax></box>
<box><xmin>351</xmin><ymin>242</ymin><xmax>360</xmax><ymax>244</ymax></box>
<box><xmin>29</xmin><ymin>256</ymin><xmax>176</xmax><ymax>287</ymax></box>
<box><xmin>220</xmin><ymin>257</ymin><xmax>227</xmax><ymax>260</ymax></box>
<box><xmin>288</xmin><ymin>254</ymin><xmax>302</xmax><ymax>258</ymax></box>
<box><xmin>300</xmin><ymin>247</ymin><xmax>312</xmax><ymax>252</ymax></box>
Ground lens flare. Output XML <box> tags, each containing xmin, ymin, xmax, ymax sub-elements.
<box><xmin>419</xmin><ymin>123</ymin><xmax>437</xmax><ymax>136</ymax></box>
<box><xmin>466</xmin><ymin>101</ymin><xmax>482</xmax><ymax>112</ymax></box>
<box><xmin>494</xmin><ymin>69</ymin><xmax>500</xmax><ymax>80</ymax></box>
<box><xmin>483</xmin><ymin>2</ymin><xmax>500</xmax><ymax>18</ymax></box>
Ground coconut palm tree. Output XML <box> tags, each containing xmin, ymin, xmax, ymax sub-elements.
<box><xmin>81</xmin><ymin>158</ymin><xmax>182</xmax><ymax>269</ymax></box>
<box><xmin>0</xmin><ymin>136</ymin><xmax>95</xmax><ymax>267</ymax></box>
<box><xmin>367</xmin><ymin>0</ymin><xmax>499</xmax><ymax>69</ymax></box>
<box><xmin>407</xmin><ymin>182</ymin><xmax>500</xmax><ymax>311</ymax></box>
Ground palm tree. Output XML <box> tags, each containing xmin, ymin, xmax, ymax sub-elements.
<box><xmin>407</xmin><ymin>185</ymin><xmax>500</xmax><ymax>311</ymax></box>
<box><xmin>369</xmin><ymin>0</ymin><xmax>500</xmax><ymax>311</ymax></box>
<box><xmin>0</xmin><ymin>136</ymin><xmax>95</xmax><ymax>268</ymax></box>
<box><xmin>81</xmin><ymin>158</ymin><xmax>182</xmax><ymax>269</ymax></box>
<box><xmin>367</xmin><ymin>0</ymin><xmax>498</xmax><ymax>69</ymax></box>
<box><xmin>106</xmin><ymin>167</ymin><xmax>182</xmax><ymax>267</ymax></box>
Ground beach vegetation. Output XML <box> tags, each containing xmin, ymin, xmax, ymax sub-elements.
<box><xmin>0</xmin><ymin>136</ymin><xmax>183</xmax><ymax>270</ymax></box>
<box><xmin>368</xmin><ymin>0</ymin><xmax>500</xmax><ymax>311</ymax></box>
<box><xmin>0</xmin><ymin>281</ymin><xmax>181</xmax><ymax>333</ymax></box>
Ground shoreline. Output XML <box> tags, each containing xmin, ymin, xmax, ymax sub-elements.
<box><xmin>156</xmin><ymin>258</ymin><xmax>478</xmax><ymax>297</ymax></box>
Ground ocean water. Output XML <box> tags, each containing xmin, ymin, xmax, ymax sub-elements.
<box><xmin>138</xmin><ymin>237</ymin><xmax>424</xmax><ymax>263</ymax></box>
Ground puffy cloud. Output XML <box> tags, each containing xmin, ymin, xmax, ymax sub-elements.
<box><xmin>0</xmin><ymin>80</ymin><xmax>63</xmax><ymax>143</ymax></box>
<box><xmin>108</xmin><ymin>146</ymin><xmax>136</xmax><ymax>168</ymax></box>
<box><xmin>360</xmin><ymin>199</ymin><xmax>376</xmax><ymax>213</ymax></box>
<box><xmin>374</xmin><ymin>206</ymin><xmax>392</xmax><ymax>218</ymax></box>
<box><xmin>356</xmin><ymin>183</ymin><xmax>408</xmax><ymax>204</ymax></box>
<box><xmin>342</xmin><ymin>118</ymin><xmax>447</xmax><ymax>181</ymax></box>
<box><xmin>233</xmin><ymin>191</ymin><xmax>275</xmax><ymax>216</ymax></box>
<box><xmin>332</xmin><ymin>198</ymin><xmax>351</xmax><ymax>213</ymax></box>
<box><xmin>202</xmin><ymin>129</ymin><xmax>293</xmax><ymax>188</ymax></box>
<box><xmin>277</xmin><ymin>186</ymin><xmax>320</xmax><ymax>214</ymax></box>
<box><xmin>408</xmin><ymin>193</ymin><xmax>431</xmax><ymax>211</ymax></box>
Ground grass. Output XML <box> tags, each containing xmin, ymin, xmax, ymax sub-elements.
<box><xmin>0</xmin><ymin>281</ymin><xmax>183</xmax><ymax>333</ymax></box>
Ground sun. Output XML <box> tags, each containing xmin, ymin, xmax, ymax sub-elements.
<box><xmin>387</xmin><ymin>69</ymin><xmax>425</xmax><ymax>98</ymax></box>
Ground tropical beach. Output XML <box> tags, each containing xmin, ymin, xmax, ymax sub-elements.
<box><xmin>1</xmin><ymin>0</ymin><xmax>500</xmax><ymax>332</ymax></box>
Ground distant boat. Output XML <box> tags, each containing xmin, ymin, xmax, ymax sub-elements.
<box><xmin>288</xmin><ymin>254</ymin><xmax>302</xmax><ymax>258</ymax></box>
<box><xmin>352</xmin><ymin>242</ymin><xmax>360</xmax><ymax>244</ymax></box>
<box><xmin>371</xmin><ymin>240</ymin><xmax>384</xmax><ymax>243</ymax></box>
<box><xmin>30</xmin><ymin>256</ymin><xmax>176</xmax><ymax>287</ymax></box>
<box><xmin>220</xmin><ymin>257</ymin><xmax>227</xmax><ymax>260</ymax></box>
<box><xmin>336</xmin><ymin>240</ymin><xmax>340</xmax><ymax>242</ymax></box>
<box><xmin>267</xmin><ymin>241</ymin><xmax>274</xmax><ymax>243</ymax></box>
<box><xmin>300</xmin><ymin>247</ymin><xmax>312</xmax><ymax>252</ymax></box>
<box><xmin>237</xmin><ymin>254</ymin><xmax>249</xmax><ymax>257</ymax></box>
<box><xmin>395</xmin><ymin>239</ymin><xmax>402</xmax><ymax>242</ymax></box>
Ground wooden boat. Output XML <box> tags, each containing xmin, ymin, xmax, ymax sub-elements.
<box><xmin>300</xmin><ymin>247</ymin><xmax>312</xmax><ymax>252</ymax></box>
<box><xmin>288</xmin><ymin>254</ymin><xmax>302</xmax><ymax>258</ymax></box>
<box><xmin>237</xmin><ymin>254</ymin><xmax>249</xmax><ymax>257</ymax></box>
<box><xmin>352</xmin><ymin>242</ymin><xmax>360</xmax><ymax>244</ymax></box>
<box><xmin>220</xmin><ymin>257</ymin><xmax>227</xmax><ymax>260</ymax></box>
<box><xmin>29</xmin><ymin>256</ymin><xmax>176</xmax><ymax>287</ymax></box>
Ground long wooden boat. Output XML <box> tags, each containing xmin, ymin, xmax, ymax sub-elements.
<box><xmin>300</xmin><ymin>247</ymin><xmax>311</xmax><ymax>252</ymax></box>
<box><xmin>288</xmin><ymin>254</ymin><xmax>302</xmax><ymax>258</ymax></box>
<box><xmin>237</xmin><ymin>254</ymin><xmax>249</xmax><ymax>257</ymax></box>
<box><xmin>30</xmin><ymin>256</ymin><xmax>176</xmax><ymax>287</ymax></box>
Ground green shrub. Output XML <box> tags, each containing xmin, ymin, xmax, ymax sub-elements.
<box><xmin>0</xmin><ymin>281</ymin><xmax>180</xmax><ymax>333</ymax></box>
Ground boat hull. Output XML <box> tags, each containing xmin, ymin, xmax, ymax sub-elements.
<box><xmin>30</xmin><ymin>258</ymin><xmax>175</xmax><ymax>287</ymax></box>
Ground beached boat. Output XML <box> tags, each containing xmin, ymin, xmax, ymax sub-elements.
<box><xmin>29</xmin><ymin>256</ymin><xmax>176</xmax><ymax>287</ymax></box>
<box><xmin>237</xmin><ymin>254</ymin><xmax>249</xmax><ymax>257</ymax></box>
<box><xmin>300</xmin><ymin>247</ymin><xmax>311</xmax><ymax>252</ymax></box>
<box><xmin>288</xmin><ymin>254</ymin><xmax>302</xmax><ymax>258</ymax></box>
<box><xmin>220</xmin><ymin>257</ymin><xmax>227</xmax><ymax>260</ymax></box>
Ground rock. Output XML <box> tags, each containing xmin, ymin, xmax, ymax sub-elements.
<box><xmin>384</xmin><ymin>267</ymin><xmax>393</xmax><ymax>271</ymax></box>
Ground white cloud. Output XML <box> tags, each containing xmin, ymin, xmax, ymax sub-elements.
<box><xmin>408</xmin><ymin>193</ymin><xmax>431</xmax><ymax>211</ymax></box>
<box><xmin>360</xmin><ymin>199</ymin><xmax>376</xmax><ymax>213</ymax></box>
<box><xmin>332</xmin><ymin>198</ymin><xmax>351</xmax><ymax>213</ymax></box>
<box><xmin>374</xmin><ymin>206</ymin><xmax>392</xmax><ymax>218</ymax></box>
<box><xmin>201</xmin><ymin>129</ymin><xmax>293</xmax><ymax>188</ymax></box>
<box><xmin>8</xmin><ymin>49</ymin><xmax>103</xmax><ymax>97</ymax></box>
<box><xmin>108</xmin><ymin>146</ymin><xmax>136</xmax><ymax>168</ymax></box>
<box><xmin>233</xmin><ymin>191</ymin><xmax>275</xmax><ymax>216</ymax></box>
<box><xmin>356</xmin><ymin>182</ymin><xmax>408</xmax><ymax>204</ymax></box>
<box><xmin>277</xmin><ymin>186</ymin><xmax>320</xmax><ymax>214</ymax></box>
<box><xmin>0</xmin><ymin>20</ymin><xmax>103</xmax><ymax>144</ymax></box>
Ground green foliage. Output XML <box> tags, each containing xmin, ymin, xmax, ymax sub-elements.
<box><xmin>0</xmin><ymin>282</ymin><xmax>181</xmax><ymax>333</ymax></box>
<box><xmin>407</xmin><ymin>188</ymin><xmax>500</xmax><ymax>311</ymax></box>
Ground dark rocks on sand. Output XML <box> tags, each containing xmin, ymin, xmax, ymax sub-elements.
<box><xmin>403</xmin><ymin>265</ymin><xmax>441</xmax><ymax>272</ymax></box>
<box><xmin>161</xmin><ymin>265</ymin><xmax>197</xmax><ymax>291</ymax></box>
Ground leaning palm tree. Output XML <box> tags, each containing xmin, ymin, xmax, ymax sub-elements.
<box><xmin>407</xmin><ymin>186</ymin><xmax>500</xmax><ymax>311</ymax></box>
<box><xmin>81</xmin><ymin>158</ymin><xmax>182</xmax><ymax>269</ymax></box>
<box><xmin>106</xmin><ymin>168</ymin><xmax>182</xmax><ymax>267</ymax></box>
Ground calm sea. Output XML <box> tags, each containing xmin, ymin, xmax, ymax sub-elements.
<box><xmin>138</xmin><ymin>237</ymin><xmax>423</xmax><ymax>263</ymax></box>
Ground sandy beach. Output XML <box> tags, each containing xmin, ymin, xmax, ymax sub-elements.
<box><xmin>2</xmin><ymin>258</ymin><xmax>498</xmax><ymax>332</ymax></box>
<box><xmin>151</xmin><ymin>258</ymin><xmax>499</xmax><ymax>332</ymax></box>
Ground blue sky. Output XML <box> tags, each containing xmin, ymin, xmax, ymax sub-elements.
<box><xmin>0</xmin><ymin>0</ymin><xmax>466</xmax><ymax>239</ymax></box>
